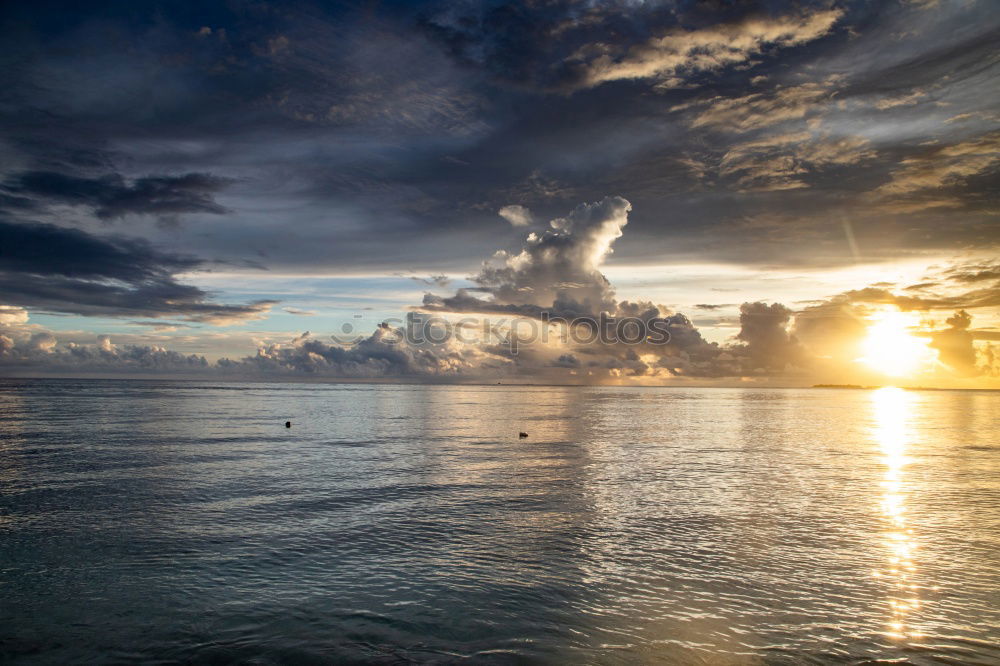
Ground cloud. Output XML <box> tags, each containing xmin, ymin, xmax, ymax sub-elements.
<box><xmin>838</xmin><ymin>284</ymin><xmax>1000</xmax><ymax>312</ymax></box>
<box><xmin>552</xmin><ymin>353</ymin><xmax>579</xmax><ymax>368</ymax></box>
<box><xmin>2</xmin><ymin>171</ymin><xmax>233</xmax><ymax>222</ymax></box>
<box><xmin>423</xmin><ymin>197</ymin><xmax>804</xmax><ymax>379</ymax></box>
<box><xmin>0</xmin><ymin>305</ymin><xmax>28</xmax><ymax>325</ymax></box>
<box><xmin>498</xmin><ymin>204</ymin><xmax>533</xmax><ymax>227</ymax></box>
<box><xmin>716</xmin><ymin>131</ymin><xmax>876</xmax><ymax>191</ymax></box>
<box><xmin>786</xmin><ymin>268</ymin><xmax>1000</xmax><ymax>379</ymax></box>
<box><xmin>943</xmin><ymin>261</ymin><xmax>1000</xmax><ymax>283</ymax></box>
<box><xmin>793</xmin><ymin>299</ymin><xmax>868</xmax><ymax>362</ymax></box>
<box><xmin>456</xmin><ymin>196</ymin><xmax>631</xmax><ymax>313</ymax></box>
<box><xmin>734</xmin><ymin>302</ymin><xmax>804</xmax><ymax>372</ymax></box>
<box><xmin>0</xmin><ymin>0</ymin><xmax>991</xmax><ymax>280</ymax></box>
<box><xmin>874</xmin><ymin>89</ymin><xmax>927</xmax><ymax>110</ymax></box>
<box><xmin>677</xmin><ymin>80</ymin><xmax>836</xmax><ymax>132</ymax></box>
<box><xmin>191</xmin><ymin>193</ymin><xmax>991</xmax><ymax>383</ymax></box>
<box><xmin>874</xmin><ymin>130</ymin><xmax>1000</xmax><ymax>210</ymax></box>
<box><xmin>0</xmin><ymin>218</ymin><xmax>275</xmax><ymax>323</ymax></box>
<box><xmin>28</xmin><ymin>332</ymin><xmax>57</xmax><ymax>353</ymax></box>
<box><xmin>561</xmin><ymin>9</ymin><xmax>844</xmax><ymax>91</ymax></box>
<box><xmin>929</xmin><ymin>310</ymin><xmax>978</xmax><ymax>375</ymax></box>
<box><xmin>409</xmin><ymin>274</ymin><xmax>452</xmax><ymax>288</ymax></box>
<box><xmin>0</xmin><ymin>333</ymin><xmax>210</xmax><ymax>375</ymax></box>
<box><xmin>4</xmin><ymin>185</ymin><xmax>995</xmax><ymax>384</ymax></box>
<box><xmin>218</xmin><ymin>321</ymin><xmax>495</xmax><ymax>379</ymax></box>
<box><xmin>283</xmin><ymin>307</ymin><xmax>317</xmax><ymax>316</ymax></box>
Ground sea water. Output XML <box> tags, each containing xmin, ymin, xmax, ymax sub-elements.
<box><xmin>1</xmin><ymin>380</ymin><xmax>998</xmax><ymax>664</ymax></box>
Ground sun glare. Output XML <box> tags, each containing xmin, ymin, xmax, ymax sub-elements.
<box><xmin>860</xmin><ymin>310</ymin><xmax>933</xmax><ymax>378</ymax></box>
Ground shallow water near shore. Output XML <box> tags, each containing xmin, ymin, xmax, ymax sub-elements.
<box><xmin>2</xmin><ymin>379</ymin><xmax>999</xmax><ymax>664</ymax></box>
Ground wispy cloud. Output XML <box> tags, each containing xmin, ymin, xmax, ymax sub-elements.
<box><xmin>875</xmin><ymin>130</ymin><xmax>1000</xmax><ymax>210</ymax></box>
<box><xmin>676</xmin><ymin>79</ymin><xmax>838</xmax><ymax>132</ymax></box>
<box><xmin>564</xmin><ymin>9</ymin><xmax>844</xmax><ymax>91</ymax></box>
<box><xmin>498</xmin><ymin>204</ymin><xmax>533</xmax><ymax>227</ymax></box>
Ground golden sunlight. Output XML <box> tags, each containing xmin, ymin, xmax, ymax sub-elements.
<box><xmin>859</xmin><ymin>309</ymin><xmax>934</xmax><ymax>377</ymax></box>
<box><xmin>870</xmin><ymin>387</ymin><xmax>924</xmax><ymax>641</ymax></box>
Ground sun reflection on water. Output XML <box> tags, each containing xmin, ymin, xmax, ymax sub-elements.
<box><xmin>870</xmin><ymin>387</ymin><xmax>923</xmax><ymax>641</ymax></box>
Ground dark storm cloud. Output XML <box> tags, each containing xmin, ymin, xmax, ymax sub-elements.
<box><xmin>2</xmin><ymin>171</ymin><xmax>233</xmax><ymax>221</ymax></box>
<box><xmin>0</xmin><ymin>217</ymin><xmax>197</xmax><ymax>279</ymax></box>
<box><xmin>0</xmin><ymin>218</ymin><xmax>274</xmax><ymax>322</ymax></box>
<box><xmin>0</xmin><ymin>0</ymin><xmax>996</xmax><ymax>273</ymax></box>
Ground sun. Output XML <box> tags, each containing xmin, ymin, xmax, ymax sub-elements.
<box><xmin>859</xmin><ymin>309</ymin><xmax>933</xmax><ymax>377</ymax></box>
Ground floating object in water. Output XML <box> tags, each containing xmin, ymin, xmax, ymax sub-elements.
<box><xmin>519</xmin><ymin>432</ymin><xmax>528</xmax><ymax>438</ymax></box>
<box><xmin>285</xmin><ymin>421</ymin><xmax>291</xmax><ymax>428</ymax></box>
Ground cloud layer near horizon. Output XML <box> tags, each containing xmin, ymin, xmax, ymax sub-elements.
<box><xmin>3</xmin><ymin>197</ymin><xmax>997</xmax><ymax>383</ymax></box>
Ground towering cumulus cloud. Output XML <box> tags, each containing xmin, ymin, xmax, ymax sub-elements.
<box><xmin>427</xmin><ymin>196</ymin><xmax>630</xmax><ymax>316</ymax></box>
<box><xmin>418</xmin><ymin>197</ymin><xmax>766</xmax><ymax>380</ymax></box>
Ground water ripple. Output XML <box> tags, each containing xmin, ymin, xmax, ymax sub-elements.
<box><xmin>1</xmin><ymin>380</ymin><xmax>999</xmax><ymax>664</ymax></box>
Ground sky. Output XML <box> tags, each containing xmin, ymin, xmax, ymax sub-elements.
<box><xmin>0</xmin><ymin>0</ymin><xmax>998</xmax><ymax>386</ymax></box>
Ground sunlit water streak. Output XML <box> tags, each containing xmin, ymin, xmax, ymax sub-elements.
<box><xmin>870</xmin><ymin>387</ymin><xmax>922</xmax><ymax>641</ymax></box>
<box><xmin>1</xmin><ymin>380</ymin><xmax>999</xmax><ymax>664</ymax></box>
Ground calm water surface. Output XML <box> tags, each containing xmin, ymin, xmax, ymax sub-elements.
<box><xmin>1</xmin><ymin>380</ymin><xmax>999</xmax><ymax>664</ymax></box>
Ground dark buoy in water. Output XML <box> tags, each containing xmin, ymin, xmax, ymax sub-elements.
<box><xmin>285</xmin><ymin>421</ymin><xmax>291</xmax><ymax>428</ymax></box>
<box><xmin>519</xmin><ymin>432</ymin><xmax>528</xmax><ymax>438</ymax></box>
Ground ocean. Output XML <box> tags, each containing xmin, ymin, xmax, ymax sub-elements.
<box><xmin>1</xmin><ymin>380</ymin><xmax>998</xmax><ymax>664</ymax></box>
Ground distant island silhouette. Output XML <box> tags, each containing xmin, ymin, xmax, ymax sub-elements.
<box><xmin>812</xmin><ymin>384</ymin><xmax>881</xmax><ymax>390</ymax></box>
